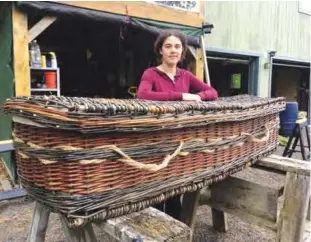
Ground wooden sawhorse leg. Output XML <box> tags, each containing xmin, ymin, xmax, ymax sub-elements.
<box><xmin>60</xmin><ymin>216</ymin><xmax>97</xmax><ymax>242</ymax></box>
<box><xmin>180</xmin><ymin>189</ymin><xmax>201</xmax><ymax>241</ymax></box>
<box><xmin>27</xmin><ymin>202</ymin><xmax>50</xmax><ymax>242</ymax></box>
<box><xmin>277</xmin><ymin>172</ymin><xmax>310</xmax><ymax>242</ymax></box>
<box><xmin>27</xmin><ymin>201</ymin><xmax>97</xmax><ymax>242</ymax></box>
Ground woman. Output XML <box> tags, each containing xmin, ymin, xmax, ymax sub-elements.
<box><xmin>137</xmin><ymin>30</ymin><xmax>218</xmax><ymax>101</ymax></box>
<box><xmin>137</xmin><ymin>30</ymin><xmax>218</xmax><ymax>219</ymax></box>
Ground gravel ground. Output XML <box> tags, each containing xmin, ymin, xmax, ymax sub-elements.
<box><xmin>0</xmin><ymin>146</ymin><xmax>305</xmax><ymax>242</ymax></box>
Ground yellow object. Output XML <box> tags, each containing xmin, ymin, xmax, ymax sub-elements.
<box><xmin>279</xmin><ymin>135</ymin><xmax>289</xmax><ymax>146</ymax></box>
<box><xmin>49</xmin><ymin>52</ymin><xmax>57</xmax><ymax>68</ymax></box>
<box><xmin>128</xmin><ymin>86</ymin><xmax>137</xmax><ymax>98</ymax></box>
<box><xmin>49</xmin><ymin>52</ymin><xmax>56</xmax><ymax>58</ymax></box>
<box><xmin>298</xmin><ymin>111</ymin><xmax>307</xmax><ymax>120</ymax></box>
<box><xmin>296</xmin><ymin>118</ymin><xmax>307</xmax><ymax>124</ymax></box>
<box><xmin>41</xmin><ymin>55</ymin><xmax>46</xmax><ymax>68</ymax></box>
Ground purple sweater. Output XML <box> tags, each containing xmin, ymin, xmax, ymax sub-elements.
<box><xmin>137</xmin><ymin>67</ymin><xmax>218</xmax><ymax>101</ymax></box>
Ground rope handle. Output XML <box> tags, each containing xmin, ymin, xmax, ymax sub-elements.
<box><xmin>15</xmin><ymin>135</ymin><xmax>184</xmax><ymax>171</ymax></box>
<box><xmin>109</xmin><ymin>141</ymin><xmax>184</xmax><ymax>172</ymax></box>
<box><xmin>241</xmin><ymin>124</ymin><xmax>270</xmax><ymax>143</ymax></box>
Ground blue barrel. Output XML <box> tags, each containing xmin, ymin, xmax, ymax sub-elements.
<box><xmin>279</xmin><ymin>102</ymin><xmax>298</xmax><ymax>137</ymax></box>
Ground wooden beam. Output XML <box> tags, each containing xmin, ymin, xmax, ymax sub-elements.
<box><xmin>58</xmin><ymin>1</ymin><xmax>203</xmax><ymax>28</ymax></box>
<box><xmin>199</xmin><ymin>1</ymin><xmax>205</xmax><ymax>19</ymax></box>
<box><xmin>180</xmin><ymin>189</ymin><xmax>201</xmax><ymax>235</ymax></box>
<box><xmin>257</xmin><ymin>155</ymin><xmax>310</xmax><ymax>176</ymax></box>
<box><xmin>95</xmin><ymin>207</ymin><xmax>191</xmax><ymax>242</ymax></box>
<box><xmin>12</xmin><ymin>7</ymin><xmax>30</xmax><ymax>96</ymax></box>
<box><xmin>211</xmin><ymin>208</ymin><xmax>228</xmax><ymax>232</ymax></box>
<box><xmin>195</xmin><ymin>48</ymin><xmax>204</xmax><ymax>81</ymax></box>
<box><xmin>0</xmin><ymin>140</ymin><xmax>14</xmax><ymax>153</ymax></box>
<box><xmin>200</xmin><ymin>36</ymin><xmax>210</xmax><ymax>85</ymax></box>
<box><xmin>201</xmin><ymin>176</ymin><xmax>280</xmax><ymax>231</ymax></box>
<box><xmin>277</xmin><ymin>172</ymin><xmax>310</xmax><ymax>242</ymax></box>
<box><xmin>27</xmin><ymin>202</ymin><xmax>50</xmax><ymax>242</ymax></box>
<box><xmin>28</xmin><ymin>16</ymin><xmax>57</xmax><ymax>43</ymax></box>
<box><xmin>0</xmin><ymin>180</ymin><xmax>12</xmax><ymax>191</ymax></box>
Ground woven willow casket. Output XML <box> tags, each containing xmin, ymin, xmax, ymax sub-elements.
<box><xmin>3</xmin><ymin>95</ymin><xmax>285</xmax><ymax>221</ymax></box>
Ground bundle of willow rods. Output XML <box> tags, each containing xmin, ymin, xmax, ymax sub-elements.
<box><xmin>2</xmin><ymin>95</ymin><xmax>285</xmax><ymax>222</ymax></box>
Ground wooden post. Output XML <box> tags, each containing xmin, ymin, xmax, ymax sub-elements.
<box><xmin>277</xmin><ymin>172</ymin><xmax>310</xmax><ymax>242</ymax></box>
<box><xmin>28</xmin><ymin>16</ymin><xmax>57</xmax><ymax>42</ymax></box>
<box><xmin>195</xmin><ymin>48</ymin><xmax>204</xmax><ymax>81</ymax></box>
<box><xmin>307</xmin><ymin>197</ymin><xmax>310</xmax><ymax>221</ymax></box>
<box><xmin>60</xmin><ymin>215</ymin><xmax>98</xmax><ymax>242</ymax></box>
<box><xmin>12</xmin><ymin>6</ymin><xmax>30</xmax><ymax>96</ymax></box>
<box><xmin>27</xmin><ymin>202</ymin><xmax>50</xmax><ymax>242</ymax></box>
<box><xmin>180</xmin><ymin>189</ymin><xmax>201</xmax><ymax>237</ymax></box>
<box><xmin>211</xmin><ymin>208</ymin><xmax>228</xmax><ymax>232</ymax></box>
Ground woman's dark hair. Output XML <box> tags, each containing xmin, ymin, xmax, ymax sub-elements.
<box><xmin>154</xmin><ymin>29</ymin><xmax>188</xmax><ymax>63</ymax></box>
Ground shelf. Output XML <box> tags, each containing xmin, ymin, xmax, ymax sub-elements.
<box><xmin>30</xmin><ymin>67</ymin><xmax>58</xmax><ymax>71</ymax></box>
<box><xmin>31</xmin><ymin>88</ymin><xmax>58</xmax><ymax>92</ymax></box>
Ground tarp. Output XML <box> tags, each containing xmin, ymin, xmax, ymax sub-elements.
<box><xmin>0</xmin><ymin>2</ymin><xmax>16</xmax><ymax>181</ymax></box>
<box><xmin>16</xmin><ymin>1</ymin><xmax>202</xmax><ymax>46</ymax></box>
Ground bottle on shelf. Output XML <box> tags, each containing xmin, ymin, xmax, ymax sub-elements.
<box><xmin>49</xmin><ymin>52</ymin><xmax>58</xmax><ymax>68</ymax></box>
<box><xmin>29</xmin><ymin>40</ymin><xmax>42</xmax><ymax>68</ymax></box>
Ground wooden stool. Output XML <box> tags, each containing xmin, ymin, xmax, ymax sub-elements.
<box><xmin>282</xmin><ymin>118</ymin><xmax>310</xmax><ymax>161</ymax></box>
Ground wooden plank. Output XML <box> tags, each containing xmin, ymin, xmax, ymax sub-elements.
<box><xmin>195</xmin><ymin>47</ymin><xmax>204</xmax><ymax>81</ymax></box>
<box><xmin>95</xmin><ymin>207</ymin><xmax>191</xmax><ymax>242</ymax></box>
<box><xmin>180</xmin><ymin>189</ymin><xmax>201</xmax><ymax>234</ymax></box>
<box><xmin>0</xmin><ymin>140</ymin><xmax>14</xmax><ymax>153</ymax></box>
<box><xmin>200</xmin><ymin>36</ymin><xmax>210</xmax><ymax>85</ymax></box>
<box><xmin>211</xmin><ymin>208</ymin><xmax>228</xmax><ymax>232</ymax></box>
<box><xmin>277</xmin><ymin>172</ymin><xmax>310</xmax><ymax>242</ymax></box>
<box><xmin>205</xmin><ymin>196</ymin><xmax>277</xmax><ymax>231</ymax></box>
<box><xmin>60</xmin><ymin>216</ymin><xmax>97</xmax><ymax>242</ymax></box>
<box><xmin>58</xmin><ymin>1</ymin><xmax>203</xmax><ymax>27</ymax></box>
<box><xmin>212</xmin><ymin>176</ymin><xmax>279</xmax><ymax>221</ymax></box>
<box><xmin>0</xmin><ymin>179</ymin><xmax>12</xmax><ymax>191</ymax></box>
<box><xmin>232</xmin><ymin>167</ymin><xmax>285</xmax><ymax>193</ymax></box>
<box><xmin>258</xmin><ymin>155</ymin><xmax>310</xmax><ymax>176</ymax></box>
<box><xmin>28</xmin><ymin>16</ymin><xmax>57</xmax><ymax>42</ymax></box>
<box><xmin>27</xmin><ymin>202</ymin><xmax>50</xmax><ymax>242</ymax></box>
<box><xmin>307</xmin><ymin>197</ymin><xmax>310</xmax><ymax>220</ymax></box>
<box><xmin>12</xmin><ymin>6</ymin><xmax>30</xmax><ymax>96</ymax></box>
<box><xmin>201</xmin><ymin>176</ymin><xmax>280</xmax><ymax>231</ymax></box>
<box><xmin>199</xmin><ymin>1</ymin><xmax>205</xmax><ymax>19</ymax></box>
<box><xmin>0</xmin><ymin>188</ymin><xmax>26</xmax><ymax>201</ymax></box>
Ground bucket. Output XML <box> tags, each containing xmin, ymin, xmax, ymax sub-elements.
<box><xmin>279</xmin><ymin>102</ymin><xmax>298</xmax><ymax>137</ymax></box>
<box><xmin>45</xmin><ymin>71</ymin><xmax>57</xmax><ymax>89</ymax></box>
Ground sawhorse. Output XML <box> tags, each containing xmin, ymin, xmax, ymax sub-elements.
<box><xmin>282</xmin><ymin>118</ymin><xmax>310</xmax><ymax>161</ymax></box>
<box><xmin>26</xmin><ymin>191</ymin><xmax>200</xmax><ymax>242</ymax></box>
<box><xmin>200</xmin><ymin>155</ymin><xmax>310</xmax><ymax>242</ymax></box>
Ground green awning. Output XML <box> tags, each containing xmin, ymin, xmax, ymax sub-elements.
<box><xmin>16</xmin><ymin>1</ymin><xmax>202</xmax><ymax>46</ymax></box>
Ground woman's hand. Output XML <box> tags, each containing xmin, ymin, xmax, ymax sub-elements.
<box><xmin>182</xmin><ymin>93</ymin><xmax>202</xmax><ymax>101</ymax></box>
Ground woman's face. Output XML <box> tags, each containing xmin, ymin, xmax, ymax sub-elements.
<box><xmin>160</xmin><ymin>35</ymin><xmax>183</xmax><ymax>66</ymax></box>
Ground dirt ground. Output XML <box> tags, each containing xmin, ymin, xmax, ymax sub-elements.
<box><xmin>0</xmin><ymin>146</ymin><xmax>305</xmax><ymax>242</ymax></box>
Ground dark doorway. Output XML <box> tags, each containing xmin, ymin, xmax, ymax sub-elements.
<box><xmin>271</xmin><ymin>59</ymin><xmax>310</xmax><ymax>112</ymax></box>
<box><xmin>206</xmin><ymin>50</ymin><xmax>259</xmax><ymax>97</ymax></box>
